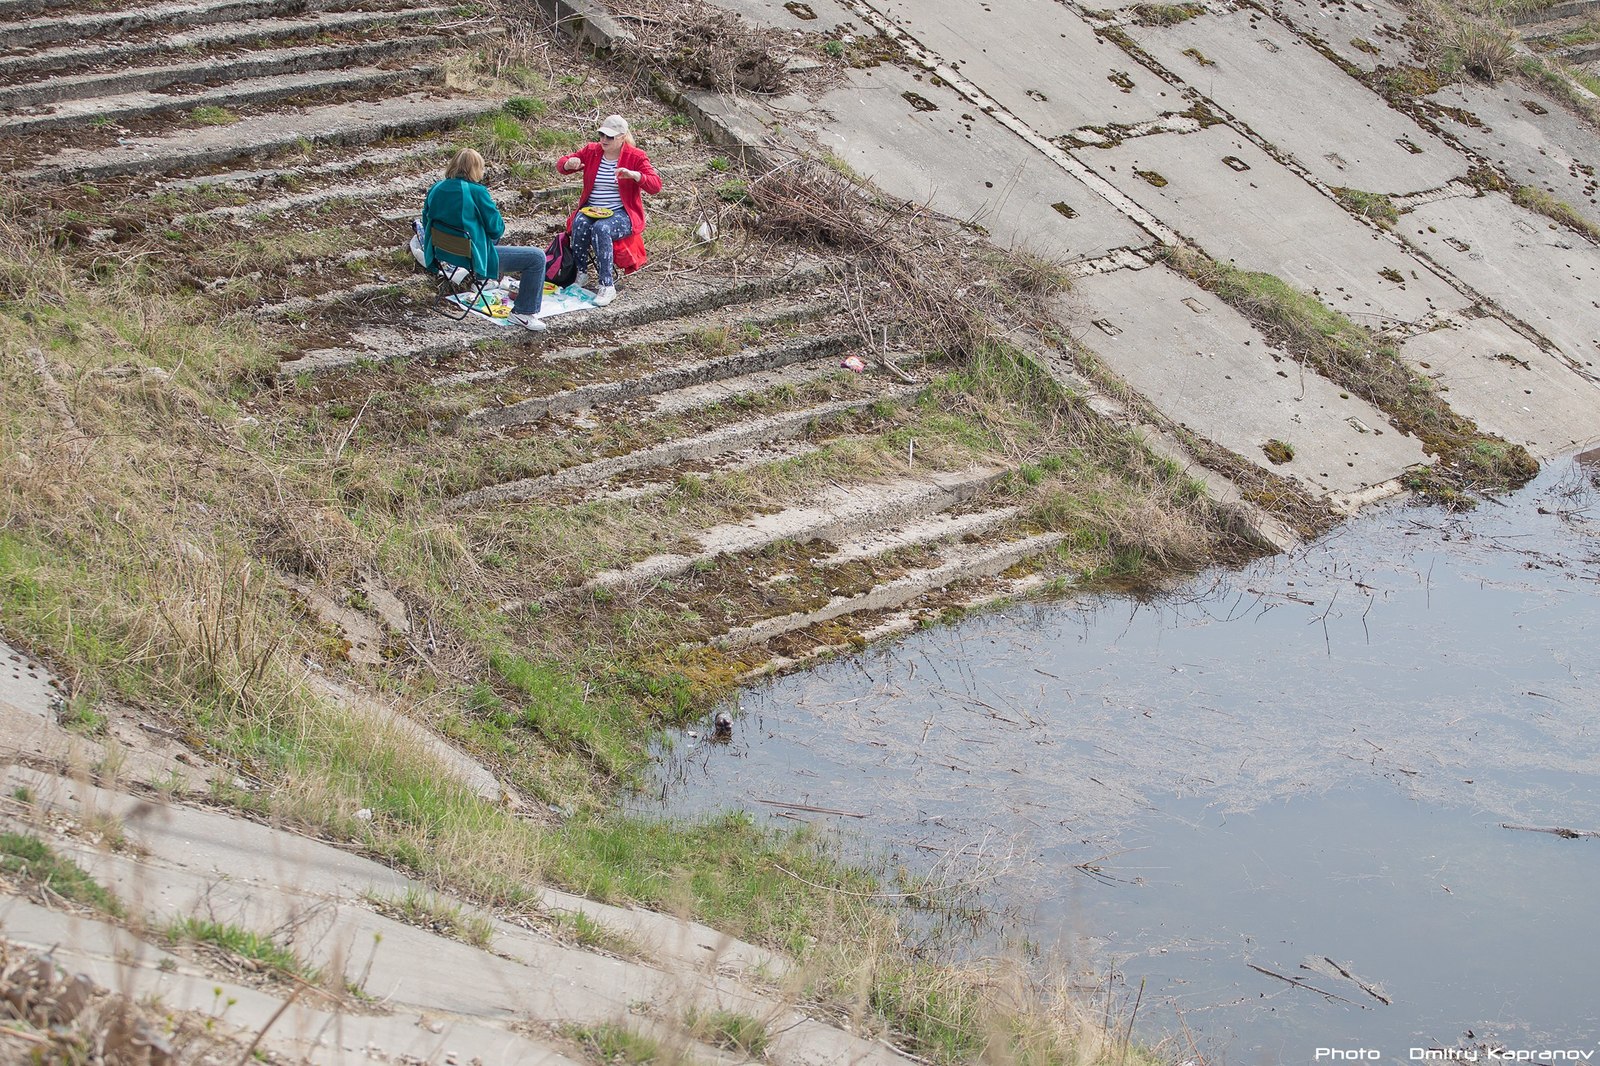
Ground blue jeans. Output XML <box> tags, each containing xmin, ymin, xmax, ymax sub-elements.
<box><xmin>495</xmin><ymin>245</ymin><xmax>545</xmax><ymax>314</ymax></box>
<box><xmin>570</xmin><ymin>211</ymin><xmax>633</xmax><ymax>287</ymax></box>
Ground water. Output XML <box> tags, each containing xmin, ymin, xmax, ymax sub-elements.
<box><xmin>649</xmin><ymin>452</ymin><xmax>1600</xmax><ymax>1064</ymax></box>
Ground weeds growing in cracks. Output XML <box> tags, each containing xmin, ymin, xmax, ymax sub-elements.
<box><xmin>1163</xmin><ymin>244</ymin><xmax>1537</xmax><ymax>504</ymax></box>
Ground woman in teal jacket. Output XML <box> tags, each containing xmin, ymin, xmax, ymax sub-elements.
<box><xmin>420</xmin><ymin>148</ymin><xmax>547</xmax><ymax>332</ymax></box>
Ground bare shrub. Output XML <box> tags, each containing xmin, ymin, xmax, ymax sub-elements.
<box><xmin>609</xmin><ymin>0</ymin><xmax>791</xmax><ymax>95</ymax></box>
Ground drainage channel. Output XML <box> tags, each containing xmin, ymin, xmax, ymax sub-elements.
<box><xmin>645</xmin><ymin>448</ymin><xmax>1600</xmax><ymax>1061</ymax></box>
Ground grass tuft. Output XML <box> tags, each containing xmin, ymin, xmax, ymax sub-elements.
<box><xmin>1332</xmin><ymin>187</ymin><xmax>1401</xmax><ymax>228</ymax></box>
<box><xmin>166</xmin><ymin>917</ymin><xmax>319</xmax><ymax>982</ymax></box>
<box><xmin>564</xmin><ymin>1022</ymin><xmax>666</xmax><ymax>1065</ymax></box>
<box><xmin>684</xmin><ymin>1007</ymin><xmax>770</xmax><ymax>1055</ymax></box>
<box><xmin>365</xmin><ymin>888</ymin><xmax>495</xmax><ymax>949</ymax></box>
<box><xmin>1127</xmin><ymin>2</ymin><xmax>1205</xmax><ymax>25</ymax></box>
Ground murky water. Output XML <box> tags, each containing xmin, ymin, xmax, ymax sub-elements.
<box><xmin>649</xmin><ymin>452</ymin><xmax>1600</xmax><ymax>1064</ymax></box>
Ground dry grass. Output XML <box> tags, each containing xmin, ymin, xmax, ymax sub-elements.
<box><xmin>0</xmin><ymin>177</ymin><xmax>1183</xmax><ymax>1065</ymax></box>
<box><xmin>0</xmin><ymin>941</ymin><xmax>254</xmax><ymax>1063</ymax></box>
<box><xmin>1403</xmin><ymin>0</ymin><xmax>1520</xmax><ymax>82</ymax></box>
<box><xmin>0</xmin><ymin>16</ymin><xmax>1253</xmax><ymax>1058</ymax></box>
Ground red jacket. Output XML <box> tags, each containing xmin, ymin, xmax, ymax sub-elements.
<box><xmin>557</xmin><ymin>142</ymin><xmax>662</xmax><ymax>274</ymax></box>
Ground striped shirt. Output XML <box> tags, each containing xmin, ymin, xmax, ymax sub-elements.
<box><xmin>588</xmin><ymin>158</ymin><xmax>625</xmax><ymax>213</ymax></box>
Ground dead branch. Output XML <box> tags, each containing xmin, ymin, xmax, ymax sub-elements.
<box><xmin>1500</xmin><ymin>823</ymin><xmax>1600</xmax><ymax>839</ymax></box>
<box><xmin>1247</xmin><ymin>963</ymin><xmax>1354</xmax><ymax>1003</ymax></box>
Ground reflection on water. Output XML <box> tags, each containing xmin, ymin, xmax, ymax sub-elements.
<box><xmin>648</xmin><ymin>452</ymin><xmax>1600</xmax><ymax>1061</ymax></box>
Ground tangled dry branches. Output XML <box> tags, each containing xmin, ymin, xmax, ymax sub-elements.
<box><xmin>742</xmin><ymin>159</ymin><xmax>1068</xmax><ymax>359</ymax></box>
<box><xmin>608</xmin><ymin>0</ymin><xmax>792</xmax><ymax>94</ymax></box>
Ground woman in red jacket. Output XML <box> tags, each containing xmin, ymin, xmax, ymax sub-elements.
<box><xmin>557</xmin><ymin>114</ymin><xmax>662</xmax><ymax>307</ymax></box>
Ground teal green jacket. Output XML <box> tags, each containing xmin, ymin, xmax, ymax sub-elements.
<box><xmin>420</xmin><ymin>177</ymin><xmax>505</xmax><ymax>280</ymax></box>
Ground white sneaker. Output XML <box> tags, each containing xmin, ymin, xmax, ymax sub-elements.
<box><xmin>593</xmin><ymin>285</ymin><xmax>617</xmax><ymax>307</ymax></box>
<box><xmin>509</xmin><ymin>312</ymin><xmax>547</xmax><ymax>332</ymax></box>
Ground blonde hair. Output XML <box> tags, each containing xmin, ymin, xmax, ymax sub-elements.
<box><xmin>445</xmin><ymin>147</ymin><xmax>485</xmax><ymax>183</ymax></box>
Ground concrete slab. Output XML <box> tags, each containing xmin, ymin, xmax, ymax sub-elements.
<box><xmin>1</xmin><ymin>897</ymin><xmax>584</xmax><ymax>1065</ymax></box>
<box><xmin>1066</xmin><ymin>265</ymin><xmax>1428</xmax><ymax>494</ymax></box>
<box><xmin>1268</xmin><ymin>0</ymin><xmax>1418</xmax><ymax>73</ymax></box>
<box><xmin>869</xmin><ymin>0</ymin><xmax>1180</xmax><ymax>134</ymax></box>
<box><xmin>703</xmin><ymin>0</ymin><xmax>861</xmax><ymax>32</ymax></box>
<box><xmin>1425</xmin><ymin>81</ymin><xmax>1600</xmax><ymax>234</ymax></box>
<box><xmin>1129</xmin><ymin>9</ymin><xmax>1464</xmax><ymax>193</ymax></box>
<box><xmin>1400</xmin><ymin>193</ymin><xmax>1600</xmax><ymax>373</ymax></box>
<box><xmin>808</xmin><ymin>63</ymin><xmax>1150</xmax><ymax>258</ymax></box>
<box><xmin>1400</xmin><ymin>314</ymin><xmax>1600</xmax><ymax>457</ymax></box>
<box><xmin>1097</xmin><ymin>124</ymin><xmax>1467</xmax><ymax>326</ymax></box>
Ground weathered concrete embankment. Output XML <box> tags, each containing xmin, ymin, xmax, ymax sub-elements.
<box><xmin>4</xmin><ymin>0</ymin><xmax>1600</xmax><ymax>1060</ymax></box>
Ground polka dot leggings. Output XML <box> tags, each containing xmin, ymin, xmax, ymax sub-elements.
<box><xmin>570</xmin><ymin>210</ymin><xmax>634</xmax><ymax>287</ymax></box>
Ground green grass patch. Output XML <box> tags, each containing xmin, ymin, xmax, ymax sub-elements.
<box><xmin>488</xmin><ymin>650</ymin><xmax>647</xmax><ymax>783</ymax></box>
<box><xmin>0</xmin><ymin>833</ymin><xmax>123</xmax><ymax>916</ymax></box>
<box><xmin>564</xmin><ymin>1022</ymin><xmax>666</xmax><ymax>1065</ymax></box>
<box><xmin>550</xmin><ymin>811</ymin><xmax>877</xmax><ymax>955</ymax></box>
<box><xmin>1512</xmin><ymin>184</ymin><xmax>1600</xmax><ymax>243</ymax></box>
<box><xmin>556</xmin><ymin>910</ymin><xmax>644</xmax><ymax>957</ymax></box>
<box><xmin>1332</xmin><ymin>187</ymin><xmax>1400</xmax><ymax>228</ymax></box>
<box><xmin>167</xmin><ymin>917</ymin><xmax>319</xmax><ymax>981</ymax></box>
<box><xmin>684</xmin><ymin>1007</ymin><xmax>770</xmax><ymax>1056</ymax></box>
<box><xmin>189</xmin><ymin>105</ymin><xmax>237</xmax><ymax>126</ymax></box>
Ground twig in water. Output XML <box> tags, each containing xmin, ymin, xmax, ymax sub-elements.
<box><xmin>756</xmin><ymin>798</ymin><xmax>866</xmax><ymax>818</ymax></box>
<box><xmin>1500</xmin><ymin>823</ymin><xmax>1600</xmax><ymax>839</ymax></box>
<box><xmin>1248</xmin><ymin>963</ymin><xmax>1353</xmax><ymax>1003</ymax></box>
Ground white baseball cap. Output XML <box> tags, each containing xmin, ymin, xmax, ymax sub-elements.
<box><xmin>598</xmin><ymin>115</ymin><xmax>629</xmax><ymax>138</ymax></box>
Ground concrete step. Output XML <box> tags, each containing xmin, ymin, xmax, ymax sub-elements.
<box><xmin>1546</xmin><ymin>40</ymin><xmax>1600</xmax><ymax>62</ymax></box>
<box><xmin>591</xmin><ymin>438</ymin><xmax>828</xmax><ymax>503</ymax></box>
<box><xmin>587</xmin><ymin>467</ymin><xmax>1009</xmax><ymax>589</ymax></box>
<box><xmin>0</xmin><ymin>8</ymin><xmax>445</xmax><ymax>83</ymax></box>
<box><xmin>712</xmin><ymin>530</ymin><xmax>1066</xmax><ymax>650</ymax></box>
<box><xmin>645</xmin><ymin>355</ymin><xmax>851</xmax><ymax>417</ymax></box>
<box><xmin>462</xmin><ymin>332</ymin><xmax>860</xmax><ymax>431</ymax></box>
<box><xmin>1511</xmin><ymin>0</ymin><xmax>1600</xmax><ymax>27</ymax></box>
<box><xmin>746</xmin><ymin>572</ymin><xmax>1051</xmax><ymax>680</ymax></box>
<box><xmin>0</xmin><ymin>27</ymin><xmax>469</xmax><ymax>110</ymax></box>
<box><xmin>151</xmin><ymin>138</ymin><xmax>448</xmax><ymax>194</ymax></box>
<box><xmin>445</xmin><ymin>385</ymin><xmax>923</xmax><ymax>511</ymax></box>
<box><xmin>1</xmin><ymin>64</ymin><xmax>437</xmax><ymax>135</ymax></box>
<box><xmin>0</xmin><ymin>0</ymin><xmax>64</xmax><ymax>18</ymax></box>
<box><xmin>21</xmin><ymin>92</ymin><xmax>506</xmax><ymax>184</ymax></box>
<box><xmin>278</xmin><ymin>264</ymin><xmax>833</xmax><ymax>377</ymax></box>
<box><xmin>428</xmin><ymin>297</ymin><xmax>835</xmax><ymax>391</ymax></box>
<box><xmin>0</xmin><ymin>0</ymin><xmax>356</xmax><ymax>49</ymax></box>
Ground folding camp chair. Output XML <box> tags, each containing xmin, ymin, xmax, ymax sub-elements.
<box><xmin>427</xmin><ymin>219</ymin><xmax>491</xmax><ymax>321</ymax></box>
